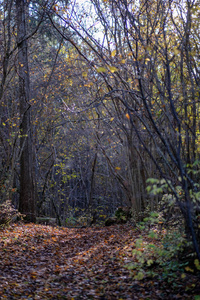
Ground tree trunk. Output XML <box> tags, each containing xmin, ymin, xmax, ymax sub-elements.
<box><xmin>16</xmin><ymin>0</ymin><xmax>36</xmax><ymax>222</ymax></box>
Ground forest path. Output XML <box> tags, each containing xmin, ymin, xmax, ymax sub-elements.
<box><xmin>0</xmin><ymin>223</ymin><xmax>199</xmax><ymax>299</ymax></box>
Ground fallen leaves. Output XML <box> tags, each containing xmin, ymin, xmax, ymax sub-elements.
<box><xmin>0</xmin><ymin>223</ymin><xmax>199</xmax><ymax>299</ymax></box>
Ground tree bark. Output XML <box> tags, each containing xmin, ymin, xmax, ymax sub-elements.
<box><xmin>16</xmin><ymin>0</ymin><xmax>36</xmax><ymax>222</ymax></box>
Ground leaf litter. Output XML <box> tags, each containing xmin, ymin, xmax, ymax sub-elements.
<box><xmin>0</xmin><ymin>223</ymin><xmax>199</xmax><ymax>299</ymax></box>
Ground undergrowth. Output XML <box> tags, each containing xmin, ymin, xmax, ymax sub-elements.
<box><xmin>125</xmin><ymin>211</ymin><xmax>200</xmax><ymax>287</ymax></box>
<box><xmin>0</xmin><ymin>200</ymin><xmax>23</xmax><ymax>229</ymax></box>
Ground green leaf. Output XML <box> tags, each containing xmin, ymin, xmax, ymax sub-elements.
<box><xmin>148</xmin><ymin>231</ymin><xmax>158</xmax><ymax>239</ymax></box>
<box><xmin>146</xmin><ymin>178</ymin><xmax>159</xmax><ymax>184</ymax></box>
<box><xmin>146</xmin><ymin>186</ymin><xmax>152</xmax><ymax>192</ymax></box>
<box><xmin>194</xmin><ymin>259</ymin><xmax>200</xmax><ymax>270</ymax></box>
<box><xmin>148</xmin><ymin>244</ymin><xmax>156</xmax><ymax>248</ymax></box>
<box><xmin>150</xmin><ymin>212</ymin><xmax>159</xmax><ymax>217</ymax></box>
<box><xmin>126</xmin><ymin>263</ymin><xmax>137</xmax><ymax>270</ymax></box>
<box><xmin>147</xmin><ymin>259</ymin><xmax>154</xmax><ymax>266</ymax></box>
<box><xmin>134</xmin><ymin>271</ymin><xmax>145</xmax><ymax>280</ymax></box>
<box><xmin>143</xmin><ymin>217</ymin><xmax>149</xmax><ymax>222</ymax></box>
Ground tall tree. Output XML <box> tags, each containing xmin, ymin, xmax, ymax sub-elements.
<box><xmin>49</xmin><ymin>0</ymin><xmax>200</xmax><ymax>258</ymax></box>
<box><xmin>16</xmin><ymin>0</ymin><xmax>36</xmax><ymax>222</ymax></box>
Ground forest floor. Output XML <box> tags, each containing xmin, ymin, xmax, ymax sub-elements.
<box><xmin>0</xmin><ymin>223</ymin><xmax>199</xmax><ymax>299</ymax></box>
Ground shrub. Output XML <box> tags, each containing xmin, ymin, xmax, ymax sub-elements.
<box><xmin>0</xmin><ymin>200</ymin><xmax>23</xmax><ymax>228</ymax></box>
<box><xmin>125</xmin><ymin>212</ymin><xmax>188</xmax><ymax>282</ymax></box>
<box><xmin>105</xmin><ymin>207</ymin><xmax>133</xmax><ymax>226</ymax></box>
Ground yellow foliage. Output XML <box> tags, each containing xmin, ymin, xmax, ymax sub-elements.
<box><xmin>111</xmin><ymin>50</ymin><xmax>116</xmax><ymax>57</ymax></box>
<box><xmin>109</xmin><ymin>66</ymin><xmax>118</xmax><ymax>73</ymax></box>
<box><xmin>96</xmin><ymin>67</ymin><xmax>107</xmax><ymax>73</ymax></box>
<box><xmin>115</xmin><ymin>167</ymin><xmax>121</xmax><ymax>171</ymax></box>
<box><xmin>82</xmin><ymin>71</ymin><xmax>87</xmax><ymax>78</ymax></box>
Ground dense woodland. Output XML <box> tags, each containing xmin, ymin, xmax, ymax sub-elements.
<box><xmin>0</xmin><ymin>0</ymin><xmax>200</xmax><ymax>297</ymax></box>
